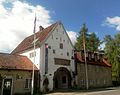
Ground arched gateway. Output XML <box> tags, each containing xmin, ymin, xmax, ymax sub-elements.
<box><xmin>53</xmin><ymin>67</ymin><xmax>71</xmax><ymax>89</ymax></box>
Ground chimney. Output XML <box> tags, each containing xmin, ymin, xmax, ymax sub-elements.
<box><xmin>39</xmin><ymin>26</ymin><xmax>44</xmax><ymax>31</ymax></box>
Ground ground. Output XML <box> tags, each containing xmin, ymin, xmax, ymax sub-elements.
<box><xmin>46</xmin><ymin>87</ymin><xmax>120</xmax><ymax>95</ymax></box>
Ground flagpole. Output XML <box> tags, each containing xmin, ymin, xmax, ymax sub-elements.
<box><xmin>83</xmin><ymin>24</ymin><xmax>89</xmax><ymax>90</ymax></box>
<box><xmin>31</xmin><ymin>14</ymin><xmax>36</xmax><ymax>95</ymax></box>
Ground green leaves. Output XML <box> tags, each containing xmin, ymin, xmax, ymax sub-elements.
<box><xmin>104</xmin><ymin>32</ymin><xmax>120</xmax><ymax>81</ymax></box>
<box><xmin>75</xmin><ymin>24</ymin><xmax>100</xmax><ymax>51</ymax></box>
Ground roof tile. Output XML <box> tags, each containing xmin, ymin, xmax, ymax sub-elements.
<box><xmin>75</xmin><ymin>52</ymin><xmax>111</xmax><ymax>68</ymax></box>
<box><xmin>0</xmin><ymin>53</ymin><xmax>38</xmax><ymax>70</ymax></box>
<box><xmin>11</xmin><ymin>22</ymin><xmax>58</xmax><ymax>54</ymax></box>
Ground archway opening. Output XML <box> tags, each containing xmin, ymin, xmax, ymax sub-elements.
<box><xmin>53</xmin><ymin>67</ymin><xmax>71</xmax><ymax>90</ymax></box>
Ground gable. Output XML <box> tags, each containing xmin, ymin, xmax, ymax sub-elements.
<box><xmin>43</xmin><ymin>22</ymin><xmax>75</xmax><ymax>62</ymax></box>
<box><xmin>45</xmin><ymin>22</ymin><xmax>74</xmax><ymax>49</ymax></box>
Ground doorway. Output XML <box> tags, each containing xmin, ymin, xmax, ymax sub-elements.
<box><xmin>53</xmin><ymin>67</ymin><xmax>71</xmax><ymax>89</ymax></box>
<box><xmin>2</xmin><ymin>78</ymin><xmax>13</xmax><ymax>95</ymax></box>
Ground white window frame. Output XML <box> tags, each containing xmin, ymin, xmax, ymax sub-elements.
<box><xmin>24</xmin><ymin>79</ymin><xmax>31</xmax><ymax>89</ymax></box>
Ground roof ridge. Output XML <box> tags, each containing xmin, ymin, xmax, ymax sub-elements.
<box><xmin>11</xmin><ymin>21</ymin><xmax>59</xmax><ymax>54</ymax></box>
<box><xmin>0</xmin><ymin>52</ymin><xmax>27</xmax><ymax>58</ymax></box>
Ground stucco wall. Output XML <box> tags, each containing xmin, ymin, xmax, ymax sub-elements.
<box><xmin>21</xmin><ymin>48</ymin><xmax>40</xmax><ymax>69</ymax></box>
<box><xmin>20</xmin><ymin>23</ymin><xmax>75</xmax><ymax>91</ymax></box>
<box><xmin>40</xmin><ymin>23</ymin><xmax>75</xmax><ymax>91</ymax></box>
<box><xmin>0</xmin><ymin>70</ymin><xmax>32</xmax><ymax>95</ymax></box>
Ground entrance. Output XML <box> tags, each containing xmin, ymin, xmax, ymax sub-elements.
<box><xmin>53</xmin><ymin>67</ymin><xmax>71</xmax><ymax>89</ymax></box>
<box><xmin>2</xmin><ymin>78</ymin><xmax>12</xmax><ymax>95</ymax></box>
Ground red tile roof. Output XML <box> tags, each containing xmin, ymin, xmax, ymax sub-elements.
<box><xmin>75</xmin><ymin>52</ymin><xmax>111</xmax><ymax>68</ymax></box>
<box><xmin>11</xmin><ymin>22</ymin><xmax>58</xmax><ymax>54</ymax></box>
<box><xmin>0</xmin><ymin>53</ymin><xmax>38</xmax><ymax>71</ymax></box>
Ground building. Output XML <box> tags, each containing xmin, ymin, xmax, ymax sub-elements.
<box><xmin>0</xmin><ymin>53</ymin><xmax>39</xmax><ymax>95</ymax></box>
<box><xmin>75</xmin><ymin>51</ymin><xmax>112</xmax><ymax>89</ymax></box>
<box><xmin>11</xmin><ymin>21</ymin><xmax>75</xmax><ymax>92</ymax></box>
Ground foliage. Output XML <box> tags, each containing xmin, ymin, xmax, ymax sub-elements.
<box><xmin>104</xmin><ymin>32</ymin><xmax>120</xmax><ymax>81</ymax></box>
<box><xmin>75</xmin><ymin>24</ymin><xmax>100</xmax><ymax>51</ymax></box>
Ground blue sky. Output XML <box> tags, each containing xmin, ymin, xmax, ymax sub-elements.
<box><xmin>29</xmin><ymin>0</ymin><xmax>120</xmax><ymax>39</ymax></box>
<box><xmin>0</xmin><ymin>0</ymin><xmax>120</xmax><ymax>52</ymax></box>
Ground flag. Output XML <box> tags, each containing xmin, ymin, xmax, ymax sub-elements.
<box><xmin>33</xmin><ymin>14</ymin><xmax>36</xmax><ymax>33</ymax></box>
<box><xmin>45</xmin><ymin>43</ymin><xmax>48</xmax><ymax>74</ymax></box>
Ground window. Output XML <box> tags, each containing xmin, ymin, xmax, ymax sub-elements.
<box><xmin>29</xmin><ymin>52</ymin><xmax>36</xmax><ymax>58</ymax></box>
<box><xmin>52</xmin><ymin>35</ymin><xmax>53</xmax><ymax>39</ymax></box>
<box><xmin>53</xmin><ymin>49</ymin><xmax>56</xmax><ymax>54</ymax></box>
<box><xmin>60</xmin><ymin>37</ymin><xmax>62</xmax><ymax>42</ymax></box>
<box><xmin>62</xmin><ymin>76</ymin><xmax>66</xmax><ymax>84</ymax></box>
<box><xmin>88</xmin><ymin>53</ymin><xmax>91</xmax><ymax>60</ymax></box>
<box><xmin>92</xmin><ymin>54</ymin><xmax>94</xmax><ymax>59</ymax></box>
<box><xmin>25</xmin><ymin>79</ymin><xmax>31</xmax><ymax>89</ymax></box>
<box><xmin>60</xmin><ymin>43</ymin><xmax>63</xmax><ymax>49</ymax></box>
<box><xmin>67</xmin><ymin>52</ymin><xmax>69</xmax><ymax>56</ymax></box>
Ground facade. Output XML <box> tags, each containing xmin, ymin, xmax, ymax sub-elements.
<box><xmin>12</xmin><ymin>21</ymin><xmax>75</xmax><ymax>92</ymax></box>
<box><xmin>0</xmin><ymin>53</ymin><xmax>39</xmax><ymax>95</ymax></box>
<box><xmin>75</xmin><ymin>51</ymin><xmax>112</xmax><ymax>89</ymax></box>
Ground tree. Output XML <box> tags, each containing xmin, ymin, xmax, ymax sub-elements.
<box><xmin>104</xmin><ymin>33</ymin><xmax>120</xmax><ymax>83</ymax></box>
<box><xmin>75</xmin><ymin>24</ymin><xmax>88</xmax><ymax>50</ymax></box>
<box><xmin>75</xmin><ymin>24</ymin><xmax>100</xmax><ymax>51</ymax></box>
<box><xmin>88</xmin><ymin>32</ymin><xmax>100</xmax><ymax>51</ymax></box>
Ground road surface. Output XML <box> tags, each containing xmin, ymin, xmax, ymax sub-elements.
<box><xmin>46</xmin><ymin>87</ymin><xmax>120</xmax><ymax>95</ymax></box>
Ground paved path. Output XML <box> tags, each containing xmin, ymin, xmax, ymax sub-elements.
<box><xmin>46</xmin><ymin>87</ymin><xmax>120</xmax><ymax>95</ymax></box>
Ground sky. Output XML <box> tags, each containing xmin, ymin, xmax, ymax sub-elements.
<box><xmin>0</xmin><ymin>0</ymin><xmax>120</xmax><ymax>53</ymax></box>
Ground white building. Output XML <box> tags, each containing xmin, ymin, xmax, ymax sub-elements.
<box><xmin>12</xmin><ymin>21</ymin><xmax>75</xmax><ymax>92</ymax></box>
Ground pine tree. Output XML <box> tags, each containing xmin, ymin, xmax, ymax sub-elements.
<box><xmin>104</xmin><ymin>33</ymin><xmax>120</xmax><ymax>83</ymax></box>
<box><xmin>75</xmin><ymin>24</ymin><xmax>100</xmax><ymax>51</ymax></box>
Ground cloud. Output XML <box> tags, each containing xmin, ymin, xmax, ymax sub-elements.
<box><xmin>0</xmin><ymin>0</ymin><xmax>76</xmax><ymax>53</ymax></box>
<box><xmin>0</xmin><ymin>0</ymin><xmax>51</xmax><ymax>53</ymax></box>
<box><xmin>105</xmin><ymin>16</ymin><xmax>120</xmax><ymax>31</ymax></box>
<box><xmin>67</xmin><ymin>31</ymin><xmax>77</xmax><ymax>45</ymax></box>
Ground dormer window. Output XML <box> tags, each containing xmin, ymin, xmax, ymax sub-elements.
<box><xmin>86</xmin><ymin>52</ymin><xmax>88</xmax><ymax>58</ymax></box>
<box><xmin>97</xmin><ymin>54</ymin><xmax>100</xmax><ymax>61</ymax></box>
<box><xmin>95</xmin><ymin>53</ymin><xmax>97</xmax><ymax>61</ymax></box>
<box><xmin>99</xmin><ymin>54</ymin><xmax>103</xmax><ymax>62</ymax></box>
<box><xmin>91</xmin><ymin>53</ymin><xmax>94</xmax><ymax>59</ymax></box>
<box><xmin>81</xmin><ymin>50</ymin><xmax>84</xmax><ymax>59</ymax></box>
<box><xmin>88</xmin><ymin>52</ymin><xmax>91</xmax><ymax>60</ymax></box>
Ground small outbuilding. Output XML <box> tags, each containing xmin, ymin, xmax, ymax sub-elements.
<box><xmin>0</xmin><ymin>53</ymin><xmax>39</xmax><ymax>95</ymax></box>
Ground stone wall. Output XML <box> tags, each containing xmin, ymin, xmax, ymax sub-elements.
<box><xmin>77</xmin><ymin>63</ymin><xmax>112</xmax><ymax>89</ymax></box>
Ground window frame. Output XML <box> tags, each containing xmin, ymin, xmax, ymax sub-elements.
<box><xmin>60</xmin><ymin>43</ymin><xmax>63</xmax><ymax>49</ymax></box>
<box><xmin>24</xmin><ymin>79</ymin><xmax>31</xmax><ymax>89</ymax></box>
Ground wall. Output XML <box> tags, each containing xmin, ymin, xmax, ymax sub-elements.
<box><xmin>0</xmin><ymin>70</ymin><xmax>32</xmax><ymax>95</ymax></box>
<box><xmin>40</xmin><ymin>23</ymin><xmax>75</xmax><ymax>91</ymax></box>
<box><xmin>77</xmin><ymin>63</ymin><xmax>112</xmax><ymax>89</ymax></box>
<box><xmin>19</xmin><ymin>22</ymin><xmax>75</xmax><ymax>91</ymax></box>
<box><xmin>21</xmin><ymin>48</ymin><xmax>40</xmax><ymax>69</ymax></box>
